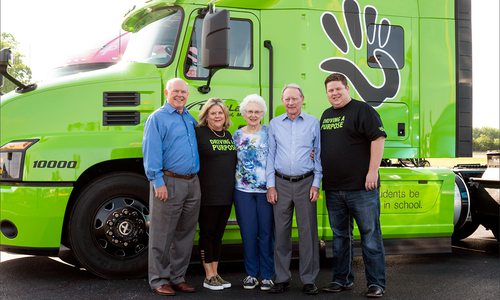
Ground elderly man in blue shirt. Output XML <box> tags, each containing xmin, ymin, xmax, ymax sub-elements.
<box><xmin>266</xmin><ymin>83</ymin><xmax>322</xmax><ymax>295</ymax></box>
<box><xmin>142</xmin><ymin>78</ymin><xmax>200</xmax><ymax>296</ymax></box>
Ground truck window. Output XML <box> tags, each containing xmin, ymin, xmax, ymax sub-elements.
<box><xmin>184</xmin><ymin>18</ymin><xmax>252</xmax><ymax>78</ymax></box>
<box><xmin>366</xmin><ymin>24</ymin><xmax>404</xmax><ymax>69</ymax></box>
<box><xmin>122</xmin><ymin>8</ymin><xmax>182</xmax><ymax>66</ymax></box>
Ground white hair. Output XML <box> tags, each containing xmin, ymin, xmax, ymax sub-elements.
<box><xmin>281</xmin><ymin>83</ymin><xmax>304</xmax><ymax>97</ymax></box>
<box><xmin>165</xmin><ymin>78</ymin><xmax>188</xmax><ymax>91</ymax></box>
<box><xmin>240</xmin><ymin>94</ymin><xmax>267</xmax><ymax>115</ymax></box>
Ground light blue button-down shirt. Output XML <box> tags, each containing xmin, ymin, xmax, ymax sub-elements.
<box><xmin>142</xmin><ymin>103</ymin><xmax>199</xmax><ymax>189</ymax></box>
<box><xmin>266</xmin><ymin>112</ymin><xmax>322</xmax><ymax>188</ymax></box>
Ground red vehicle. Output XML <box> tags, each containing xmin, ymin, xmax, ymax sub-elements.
<box><xmin>50</xmin><ymin>33</ymin><xmax>130</xmax><ymax>77</ymax></box>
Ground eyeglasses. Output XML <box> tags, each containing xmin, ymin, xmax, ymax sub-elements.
<box><xmin>245</xmin><ymin>110</ymin><xmax>263</xmax><ymax>116</ymax></box>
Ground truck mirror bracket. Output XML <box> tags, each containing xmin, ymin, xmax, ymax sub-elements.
<box><xmin>197</xmin><ymin>69</ymin><xmax>218</xmax><ymax>94</ymax></box>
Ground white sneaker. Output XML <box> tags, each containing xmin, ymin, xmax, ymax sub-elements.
<box><xmin>260</xmin><ymin>279</ymin><xmax>274</xmax><ymax>291</ymax></box>
<box><xmin>243</xmin><ymin>275</ymin><xmax>259</xmax><ymax>289</ymax></box>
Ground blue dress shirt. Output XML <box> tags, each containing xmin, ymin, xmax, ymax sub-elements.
<box><xmin>142</xmin><ymin>103</ymin><xmax>199</xmax><ymax>189</ymax></box>
<box><xmin>266</xmin><ymin>112</ymin><xmax>322</xmax><ymax>188</ymax></box>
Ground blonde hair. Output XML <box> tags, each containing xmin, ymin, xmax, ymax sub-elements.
<box><xmin>197</xmin><ymin>98</ymin><xmax>231</xmax><ymax>130</ymax></box>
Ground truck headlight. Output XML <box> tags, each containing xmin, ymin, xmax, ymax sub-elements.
<box><xmin>0</xmin><ymin>140</ymin><xmax>38</xmax><ymax>181</ymax></box>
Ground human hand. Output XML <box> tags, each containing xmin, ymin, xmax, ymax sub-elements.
<box><xmin>365</xmin><ymin>171</ymin><xmax>379</xmax><ymax>191</ymax></box>
<box><xmin>267</xmin><ymin>187</ymin><xmax>278</xmax><ymax>205</ymax></box>
<box><xmin>310</xmin><ymin>186</ymin><xmax>319</xmax><ymax>202</ymax></box>
<box><xmin>155</xmin><ymin>185</ymin><xmax>169</xmax><ymax>201</ymax></box>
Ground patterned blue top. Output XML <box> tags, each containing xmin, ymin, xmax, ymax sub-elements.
<box><xmin>233</xmin><ymin>126</ymin><xmax>269</xmax><ymax>193</ymax></box>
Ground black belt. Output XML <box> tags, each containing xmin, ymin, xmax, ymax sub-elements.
<box><xmin>275</xmin><ymin>171</ymin><xmax>314</xmax><ymax>182</ymax></box>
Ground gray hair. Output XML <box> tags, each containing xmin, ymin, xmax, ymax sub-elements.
<box><xmin>165</xmin><ymin>78</ymin><xmax>188</xmax><ymax>91</ymax></box>
<box><xmin>281</xmin><ymin>83</ymin><xmax>304</xmax><ymax>98</ymax></box>
<box><xmin>240</xmin><ymin>94</ymin><xmax>267</xmax><ymax>115</ymax></box>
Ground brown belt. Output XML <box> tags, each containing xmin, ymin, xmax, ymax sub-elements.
<box><xmin>162</xmin><ymin>170</ymin><xmax>195</xmax><ymax>180</ymax></box>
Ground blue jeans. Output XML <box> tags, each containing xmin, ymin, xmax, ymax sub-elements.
<box><xmin>326</xmin><ymin>189</ymin><xmax>386</xmax><ymax>289</ymax></box>
<box><xmin>234</xmin><ymin>189</ymin><xmax>275</xmax><ymax>279</ymax></box>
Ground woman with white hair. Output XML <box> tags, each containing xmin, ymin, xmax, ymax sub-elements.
<box><xmin>233</xmin><ymin>94</ymin><xmax>275</xmax><ymax>291</ymax></box>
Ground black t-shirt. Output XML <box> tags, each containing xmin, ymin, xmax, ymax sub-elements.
<box><xmin>320</xmin><ymin>99</ymin><xmax>387</xmax><ymax>191</ymax></box>
<box><xmin>195</xmin><ymin>126</ymin><xmax>237</xmax><ymax>206</ymax></box>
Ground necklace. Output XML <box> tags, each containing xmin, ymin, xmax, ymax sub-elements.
<box><xmin>210</xmin><ymin>127</ymin><xmax>225</xmax><ymax>138</ymax></box>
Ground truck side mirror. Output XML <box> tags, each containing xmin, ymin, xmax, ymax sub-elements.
<box><xmin>197</xmin><ymin>5</ymin><xmax>230</xmax><ymax>94</ymax></box>
<box><xmin>0</xmin><ymin>47</ymin><xmax>37</xmax><ymax>93</ymax></box>
<box><xmin>201</xmin><ymin>6</ymin><xmax>229</xmax><ymax>69</ymax></box>
<box><xmin>0</xmin><ymin>48</ymin><xmax>13</xmax><ymax>89</ymax></box>
<box><xmin>0</xmin><ymin>48</ymin><xmax>12</xmax><ymax>66</ymax></box>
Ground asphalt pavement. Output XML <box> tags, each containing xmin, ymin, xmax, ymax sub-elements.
<box><xmin>1</xmin><ymin>227</ymin><xmax>498</xmax><ymax>300</ymax></box>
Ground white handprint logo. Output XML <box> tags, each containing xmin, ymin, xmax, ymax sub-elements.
<box><xmin>319</xmin><ymin>0</ymin><xmax>401</xmax><ymax>107</ymax></box>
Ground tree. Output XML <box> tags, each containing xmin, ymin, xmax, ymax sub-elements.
<box><xmin>473</xmin><ymin>127</ymin><xmax>500</xmax><ymax>152</ymax></box>
<box><xmin>0</xmin><ymin>32</ymin><xmax>32</xmax><ymax>94</ymax></box>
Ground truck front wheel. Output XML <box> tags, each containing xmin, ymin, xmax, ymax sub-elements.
<box><xmin>68</xmin><ymin>172</ymin><xmax>150</xmax><ymax>279</ymax></box>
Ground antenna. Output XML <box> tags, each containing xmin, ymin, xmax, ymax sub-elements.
<box><xmin>208</xmin><ymin>0</ymin><xmax>216</xmax><ymax>13</ymax></box>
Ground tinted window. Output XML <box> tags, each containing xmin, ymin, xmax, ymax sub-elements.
<box><xmin>123</xmin><ymin>9</ymin><xmax>182</xmax><ymax>66</ymax></box>
<box><xmin>185</xmin><ymin>18</ymin><xmax>252</xmax><ymax>78</ymax></box>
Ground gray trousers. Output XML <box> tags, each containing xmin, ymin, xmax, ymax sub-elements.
<box><xmin>273</xmin><ymin>176</ymin><xmax>320</xmax><ymax>284</ymax></box>
<box><xmin>148</xmin><ymin>175</ymin><xmax>201</xmax><ymax>289</ymax></box>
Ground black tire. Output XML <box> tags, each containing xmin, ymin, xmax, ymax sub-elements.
<box><xmin>58</xmin><ymin>247</ymin><xmax>82</xmax><ymax>268</ymax></box>
<box><xmin>486</xmin><ymin>222</ymin><xmax>499</xmax><ymax>243</ymax></box>
<box><xmin>493</xmin><ymin>225</ymin><xmax>499</xmax><ymax>243</ymax></box>
<box><xmin>452</xmin><ymin>220</ymin><xmax>480</xmax><ymax>242</ymax></box>
<box><xmin>68</xmin><ymin>172</ymin><xmax>150</xmax><ymax>279</ymax></box>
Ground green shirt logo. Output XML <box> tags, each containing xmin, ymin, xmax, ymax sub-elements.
<box><xmin>321</xmin><ymin>116</ymin><xmax>345</xmax><ymax>130</ymax></box>
<box><xmin>209</xmin><ymin>139</ymin><xmax>236</xmax><ymax>151</ymax></box>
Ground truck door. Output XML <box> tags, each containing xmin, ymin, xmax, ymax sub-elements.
<box><xmin>178</xmin><ymin>9</ymin><xmax>260</xmax><ymax>133</ymax></box>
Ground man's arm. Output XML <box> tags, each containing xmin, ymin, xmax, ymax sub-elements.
<box><xmin>143</xmin><ymin>116</ymin><xmax>168</xmax><ymax>201</ymax></box>
<box><xmin>310</xmin><ymin>119</ymin><xmax>322</xmax><ymax>202</ymax></box>
<box><xmin>311</xmin><ymin>119</ymin><xmax>323</xmax><ymax>188</ymax></box>
<box><xmin>266</xmin><ymin>123</ymin><xmax>278</xmax><ymax>204</ymax></box>
<box><xmin>365</xmin><ymin>136</ymin><xmax>385</xmax><ymax>191</ymax></box>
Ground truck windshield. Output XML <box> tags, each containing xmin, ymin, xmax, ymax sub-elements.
<box><xmin>122</xmin><ymin>8</ymin><xmax>182</xmax><ymax>66</ymax></box>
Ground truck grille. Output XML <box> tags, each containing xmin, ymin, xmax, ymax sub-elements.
<box><xmin>103</xmin><ymin>111</ymin><xmax>140</xmax><ymax>126</ymax></box>
<box><xmin>103</xmin><ymin>92</ymin><xmax>140</xmax><ymax>106</ymax></box>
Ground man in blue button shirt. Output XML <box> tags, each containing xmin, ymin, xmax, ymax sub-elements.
<box><xmin>143</xmin><ymin>78</ymin><xmax>200</xmax><ymax>296</ymax></box>
<box><xmin>266</xmin><ymin>84</ymin><xmax>322</xmax><ymax>295</ymax></box>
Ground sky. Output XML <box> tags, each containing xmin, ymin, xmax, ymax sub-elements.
<box><xmin>1</xmin><ymin>0</ymin><xmax>499</xmax><ymax>128</ymax></box>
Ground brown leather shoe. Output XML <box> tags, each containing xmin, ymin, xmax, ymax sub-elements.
<box><xmin>153</xmin><ymin>284</ymin><xmax>176</xmax><ymax>296</ymax></box>
<box><xmin>172</xmin><ymin>282</ymin><xmax>196</xmax><ymax>293</ymax></box>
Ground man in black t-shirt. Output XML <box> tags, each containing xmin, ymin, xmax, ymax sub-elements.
<box><xmin>319</xmin><ymin>73</ymin><xmax>387</xmax><ymax>298</ymax></box>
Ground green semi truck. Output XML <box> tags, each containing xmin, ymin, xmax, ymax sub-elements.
<box><xmin>1</xmin><ymin>0</ymin><xmax>497</xmax><ymax>279</ymax></box>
